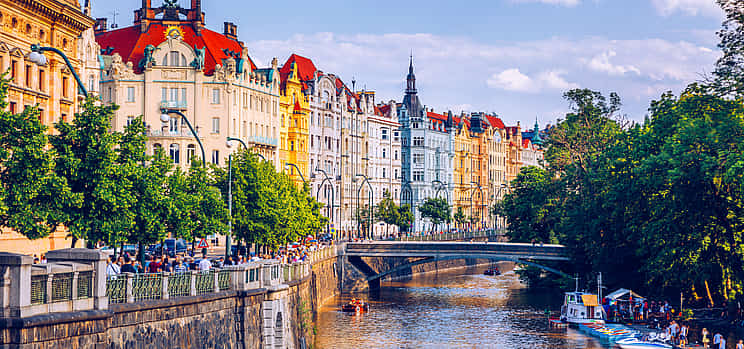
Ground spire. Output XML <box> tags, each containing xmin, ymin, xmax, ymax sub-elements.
<box><xmin>532</xmin><ymin>116</ymin><xmax>544</xmax><ymax>146</ymax></box>
<box><xmin>406</xmin><ymin>53</ymin><xmax>417</xmax><ymax>94</ymax></box>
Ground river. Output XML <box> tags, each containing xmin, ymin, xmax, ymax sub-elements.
<box><xmin>314</xmin><ymin>263</ymin><xmax>613</xmax><ymax>349</ymax></box>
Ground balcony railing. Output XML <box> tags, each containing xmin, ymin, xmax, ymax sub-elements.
<box><xmin>248</xmin><ymin>135</ymin><xmax>278</xmax><ymax>147</ymax></box>
<box><xmin>148</xmin><ymin>128</ymin><xmax>197</xmax><ymax>138</ymax></box>
<box><xmin>160</xmin><ymin>100</ymin><xmax>188</xmax><ymax>111</ymax></box>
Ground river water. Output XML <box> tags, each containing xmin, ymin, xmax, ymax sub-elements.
<box><xmin>315</xmin><ymin>263</ymin><xmax>613</xmax><ymax>349</ymax></box>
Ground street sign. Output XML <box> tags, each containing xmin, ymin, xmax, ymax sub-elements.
<box><xmin>197</xmin><ymin>238</ymin><xmax>210</xmax><ymax>249</ymax></box>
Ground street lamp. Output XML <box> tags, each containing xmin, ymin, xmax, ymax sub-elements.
<box><xmin>491</xmin><ymin>183</ymin><xmax>508</xmax><ymax>232</ymax></box>
<box><xmin>470</xmin><ymin>181</ymin><xmax>484</xmax><ymax>232</ymax></box>
<box><xmin>284</xmin><ymin>162</ymin><xmax>307</xmax><ymax>185</ymax></box>
<box><xmin>401</xmin><ymin>180</ymin><xmax>414</xmax><ymax>235</ymax></box>
<box><xmin>315</xmin><ymin>168</ymin><xmax>335</xmax><ymax>239</ymax></box>
<box><xmin>29</xmin><ymin>44</ymin><xmax>88</xmax><ymax>98</ymax></box>
<box><xmin>224</xmin><ymin>137</ymin><xmax>249</xmax><ymax>260</ymax></box>
<box><xmin>354</xmin><ymin>174</ymin><xmax>373</xmax><ymax>240</ymax></box>
<box><xmin>160</xmin><ymin>110</ymin><xmax>205</xmax><ymax>167</ymax></box>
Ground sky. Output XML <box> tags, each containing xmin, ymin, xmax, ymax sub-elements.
<box><xmin>90</xmin><ymin>0</ymin><xmax>724</xmax><ymax>126</ymax></box>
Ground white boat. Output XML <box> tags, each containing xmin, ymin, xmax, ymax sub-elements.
<box><xmin>616</xmin><ymin>337</ymin><xmax>672</xmax><ymax>349</ymax></box>
<box><xmin>560</xmin><ymin>291</ymin><xmax>604</xmax><ymax>325</ymax></box>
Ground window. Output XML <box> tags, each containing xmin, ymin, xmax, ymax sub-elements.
<box><xmin>382</xmin><ymin>168</ymin><xmax>386</xmax><ymax>178</ymax></box>
<box><xmin>395</xmin><ymin>169</ymin><xmax>399</xmax><ymax>179</ymax></box>
<box><xmin>212</xmin><ymin>117</ymin><xmax>220</xmax><ymax>134</ymax></box>
<box><xmin>413</xmin><ymin>153</ymin><xmax>424</xmax><ymax>164</ymax></box>
<box><xmin>169</xmin><ymin>144</ymin><xmax>180</xmax><ymax>164</ymax></box>
<box><xmin>290</xmin><ymin>141</ymin><xmax>295</xmax><ymax>151</ymax></box>
<box><xmin>126</xmin><ymin>116</ymin><xmax>135</xmax><ymax>127</ymax></box>
<box><xmin>382</xmin><ymin>148</ymin><xmax>387</xmax><ymax>159</ymax></box>
<box><xmin>38</xmin><ymin>69</ymin><xmax>45</xmax><ymax>92</ymax></box>
<box><xmin>211</xmin><ymin>150</ymin><xmax>220</xmax><ymax>165</ymax></box>
<box><xmin>62</xmin><ymin>76</ymin><xmax>69</xmax><ymax>98</ymax></box>
<box><xmin>153</xmin><ymin>143</ymin><xmax>163</xmax><ymax>154</ymax></box>
<box><xmin>413</xmin><ymin>137</ymin><xmax>424</xmax><ymax>147</ymax></box>
<box><xmin>88</xmin><ymin>72</ymin><xmax>96</xmax><ymax>91</ymax></box>
<box><xmin>161</xmin><ymin>87</ymin><xmax>167</xmax><ymax>101</ymax></box>
<box><xmin>169</xmin><ymin>116</ymin><xmax>179</xmax><ymax>133</ymax></box>
<box><xmin>394</xmin><ymin>131</ymin><xmax>400</xmax><ymax>142</ymax></box>
<box><xmin>187</xmin><ymin>144</ymin><xmax>196</xmax><ymax>162</ymax></box>
<box><xmin>212</xmin><ymin>89</ymin><xmax>220</xmax><ymax>104</ymax></box>
<box><xmin>10</xmin><ymin>60</ymin><xmax>17</xmax><ymax>83</ymax></box>
<box><xmin>413</xmin><ymin>171</ymin><xmax>424</xmax><ymax>182</ymax></box>
<box><xmin>394</xmin><ymin>150</ymin><xmax>399</xmax><ymax>160</ymax></box>
<box><xmin>381</xmin><ymin>128</ymin><xmax>388</xmax><ymax>140</ymax></box>
<box><xmin>25</xmin><ymin>64</ymin><xmax>31</xmax><ymax>87</ymax></box>
<box><xmin>127</xmin><ymin>87</ymin><xmax>135</xmax><ymax>102</ymax></box>
<box><xmin>181</xmin><ymin>88</ymin><xmax>187</xmax><ymax>102</ymax></box>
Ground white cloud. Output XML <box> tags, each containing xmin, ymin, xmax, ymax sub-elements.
<box><xmin>488</xmin><ymin>69</ymin><xmax>534</xmax><ymax>92</ymax></box>
<box><xmin>651</xmin><ymin>0</ymin><xmax>722</xmax><ymax>17</ymax></box>
<box><xmin>487</xmin><ymin>69</ymin><xmax>578</xmax><ymax>92</ymax></box>
<box><xmin>245</xmin><ymin>33</ymin><xmax>718</xmax><ymax>123</ymax></box>
<box><xmin>511</xmin><ymin>0</ymin><xmax>581</xmax><ymax>6</ymax></box>
<box><xmin>587</xmin><ymin>50</ymin><xmax>641</xmax><ymax>76</ymax></box>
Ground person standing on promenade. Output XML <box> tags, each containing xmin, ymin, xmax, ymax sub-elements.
<box><xmin>702</xmin><ymin>328</ymin><xmax>710</xmax><ymax>348</ymax></box>
<box><xmin>736</xmin><ymin>339</ymin><xmax>743</xmax><ymax>349</ymax></box>
<box><xmin>714</xmin><ymin>332</ymin><xmax>723</xmax><ymax>348</ymax></box>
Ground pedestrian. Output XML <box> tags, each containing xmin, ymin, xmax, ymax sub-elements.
<box><xmin>679</xmin><ymin>323</ymin><xmax>688</xmax><ymax>348</ymax></box>
<box><xmin>737</xmin><ymin>339</ymin><xmax>743</xmax><ymax>349</ymax></box>
<box><xmin>106</xmin><ymin>256</ymin><xmax>120</xmax><ymax>276</ymax></box>
<box><xmin>148</xmin><ymin>256</ymin><xmax>161</xmax><ymax>273</ymax></box>
<box><xmin>720</xmin><ymin>337</ymin><xmax>726</xmax><ymax>349</ymax></box>
<box><xmin>173</xmin><ymin>259</ymin><xmax>187</xmax><ymax>273</ymax></box>
<box><xmin>702</xmin><ymin>328</ymin><xmax>710</xmax><ymax>348</ymax></box>
<box><xmin>198</xmin><ymin>253</ymin><xmax>211</xmax><ymax>271</ymax></box>
<box><xmin>121</xmin><ymin>257</ymin><xmax>137</xmax><ymax>274</ymax></box>
<box><xmin>714</xmin><ymin>332</ymin><xmax>723</xmax><ymax>348</ymax></box>
<box><xmin>161</xmin><ymin>256</ymin><xmax>171</xmax><ymax>272</ymax></box>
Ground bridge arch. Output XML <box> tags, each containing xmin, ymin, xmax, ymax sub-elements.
<box><xmin>366</xmin><ymin>255</ymin><xmax>570</xmax><ymax>282</ymax></box>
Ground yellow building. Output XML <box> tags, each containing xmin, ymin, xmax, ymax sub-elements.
<box><xmin>451</xmin><ymin>112</ymin><xmax>492</xmax><ymax>229</ymax></box>
<box><xmin>0</xmin><ymin>0</ymin><xmax>94</xmax><ymax>256</ymax></box>
<box><xmin>279</xmin><ymin>60</ymin><xmax>310</xmax><ymax>186</ymax></box>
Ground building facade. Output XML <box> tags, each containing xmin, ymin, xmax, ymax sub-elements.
<box><xmin>278</xmin><ymin>59</ymin><xmax>310</xmax><ymax>185</ymax></box>
<box><xmin>0</xmin><ymin>0</ymin><xmax>95</xmax><ymax>255</ymax></box>
<box><xmin>95</xmin><ymin>0</ymin><xmax>280</xmax><ymax>170</ymax></box>
<box><xmin>367</xmin><ymin>97</ymin><xmax>401</xmax><ymax>237</ymax></box>
<box><xmin>398</xmin><ymin>58</ymin><xmax>455</xmax><ymax>232</ymax></box>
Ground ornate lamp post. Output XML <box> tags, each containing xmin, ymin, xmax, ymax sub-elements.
<box><xmin>355</xmin><ymin>174</ymin><xmax>373</xmax><ymax>240</ymax></box>
<box><xmin>28</xmin><ymin>44</ymin><xmax>87</xmax><ymax>97</ymax></box>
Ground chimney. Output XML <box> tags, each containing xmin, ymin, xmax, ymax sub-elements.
<box><xmin>95</xmin><ymin>18</ymin><xmax>108</xmax><ymax>34</ymax></box>
<box><xmin>223</xmin><ymin>22</ymin><xmax>238</xmax><ymax>40</ymax></box>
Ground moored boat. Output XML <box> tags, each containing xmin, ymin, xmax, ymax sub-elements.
<box><xmin>615</xmin><ymin>337</ymin><xmax>672</xmax><ymax>349</ymax></box>
<box><xmin>483</xmin><ymin>265</ymin><xmax>500</xmax><ymax>276</ymax></box>
<box><xmin>560</xmin><ymin>291</ymin><xmax>604</xmax><ymax>325</ymax></box>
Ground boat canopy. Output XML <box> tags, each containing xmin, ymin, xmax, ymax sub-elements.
<box><xmin>605</xmin><ymin>288</ymin><xmax>645</xmax><ymax>301</ymax></box>
<box><xmin>581</xmin><ymin>294</ymin><xmax>599</xmax><ymax>306</ymax></box>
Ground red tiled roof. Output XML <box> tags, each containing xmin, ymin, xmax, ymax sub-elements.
<box><xmin>426</xmin><ymin>111</ymin><xmax>447</xmax><ymax>122</ymax></box>
<box><xmin>96</xmin><ymin>24</ymin><xmax>256</xmax><ymax>76</ymax></box>
<box><xmin>485</xmin><ymin>115</ymin><xmax>505</xmax><ymax>129</ymax></box>
<box><xmin>279</xmin><ymin>54</ymin><xmax>317</xmax><ymax>83</ymax></box>
<box><xmin>522</xmin><ymin>139</ymin><xmax>531</xmax><ymax>149</ymax></box>
<box><xmin>378</xmin><ymin>104</ymin><xmax>391</xmax><ymax>116</ymax></box>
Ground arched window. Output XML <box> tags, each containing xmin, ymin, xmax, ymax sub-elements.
<box><xmin>153</xmin><ymin>143</ymin><xmax>163</xmax><ymax>155</ymax></box>
<box><xmin>169</xmin><ymin>116</ymin><xmax>179</xmax><ymax>134</ymax></box>
<box><xmin>187</xmin><ymin>144</ymin><xmax>196</xmax><ymax>162</ymax></box>
<box><xmin>169</xmin><ymin>144</ymin><xmax>180</xmax><ymax>164</ymax></box>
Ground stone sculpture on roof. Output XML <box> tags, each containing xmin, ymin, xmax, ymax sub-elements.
<box><xmin>139</xmin><ymin>44</ymin><xmax>157</xmax><ymax>70</ymax></box>
<box><xmin>191</xmin><ymin>45</ymin><xmax>205</xmax><ymax>71</ymax></box>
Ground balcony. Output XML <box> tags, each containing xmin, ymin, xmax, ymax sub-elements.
<box><xmin>159</xmin><ymin>100</ymin><xmax>188</xmax><ymax>111</ymax></box>
<box><xmin>248</xmin><ymin>135</ymin><xmax>278</xmax><ymax>147</ymax></box>
<box><xmin>148</xmin><ymin>128</ymin><xmax>197</xmax><ymax>138</ymax></box>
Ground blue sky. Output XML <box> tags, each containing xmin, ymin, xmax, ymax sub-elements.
<box><xmin>91</xmin><ymin>0</ymin><xmax>723</xmax><ymax>126</ymax></box>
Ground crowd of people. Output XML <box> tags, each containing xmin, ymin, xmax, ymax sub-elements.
<box><xmin>104</xmin><ymin>238</ymin><xmax>332</xmax><ymax>278</ymax></box>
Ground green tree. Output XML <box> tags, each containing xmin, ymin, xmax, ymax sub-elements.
<box><xmin>453</xmin><ymin>207</ymin><xmax>467</xmax><ymax>231</ymax></box>
<box><xmin>418</xmin><ymin>197</ymin><xmax>451</xmax><ymax>232</ymax></box>
<box><xmin>396</xmin><ymin>204</ymin><xmax>414</xmax><ymax>234</ymax></box>
<box><xmin>375</xmin><ymin>190</ymin><xmax>400</xmax><ymax>238</ymax></box>
<box><xmin>494</xmin><ymin>166</ymin><xmax>560</xmax><ymax>244</ymax></box>
<box><xmin>50</xmin><ymin>98</ymin><xmax>133</xmax><ymax>247</ymax></box>
<box><xmin>0</xmin><ymin>77</ymin><xmax>74</xmax><ymax>239</ymax></box>
<box><xmin>711</xmin><ymin>0</ymin><xmax>744</xmax><ymax>96</ymax></box>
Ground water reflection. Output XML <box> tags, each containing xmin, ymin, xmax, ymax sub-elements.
<box><xmin>315</xmin><ymin>264</ymin><xmax>612</xmax><ymax>349</ymax></box>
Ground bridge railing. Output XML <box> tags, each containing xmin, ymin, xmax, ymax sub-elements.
<box><xmin>395</xmin><ymin>229</ymin><xmax>505</xmax><ymax>242</ymax></box>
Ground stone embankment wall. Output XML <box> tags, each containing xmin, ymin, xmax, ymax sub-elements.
<box><xmin>0</xmin><ymin>254</ymin><xmax>340</xmax><ymax>349</ymax></box>
<box><xmin>1</xmin><ymin>246</ymin><xmax>495</xmax><ymax>348</ymax></box>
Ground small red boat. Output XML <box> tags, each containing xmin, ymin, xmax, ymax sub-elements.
<box><xmin>484</xmin><ymin>266</ymin><xmax>501</xmax><ymax>276</ymax></box>
<box><xmin>342</xmin><ymin>300</ymin><xmax>369</xmax><ymax>313</ymax></box>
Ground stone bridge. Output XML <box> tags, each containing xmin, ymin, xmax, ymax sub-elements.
<box><xmin>341</xmin><ymin>241</ymin><xmax>570</xmax><ymax>289</ymax></box>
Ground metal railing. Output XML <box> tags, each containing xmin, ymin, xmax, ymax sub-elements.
<box><xmin>159</xmin><ymin>100</ymin><xmax>188</xmax><ymax>110</ymax></box>
<box><xmin>395</xmin><ymin>229</ymin><xmax>504</xmax><ymax>242</ymax></box>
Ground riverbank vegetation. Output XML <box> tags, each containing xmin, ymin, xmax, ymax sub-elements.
<box><xmin>495</xmin><ymin>0</ymin><xmax>744</xmax><ymax>305</ymax></box>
